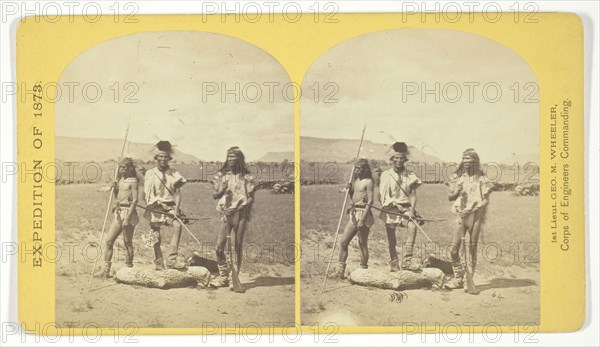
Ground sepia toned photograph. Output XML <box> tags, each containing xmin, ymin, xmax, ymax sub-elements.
<box><xmin>10</xmin><ymin>7</ymin><xmax>589</xmax><ymax>340</ymax></box>
<box><xmin>54</xmin><ymin>31</ymin><xmax>295</xmax><ymax>328</ymax></box>
<box><xmin>300</xmin><ymin>29</ymin><xmax>540</xmax><ymax>326</ymax></box>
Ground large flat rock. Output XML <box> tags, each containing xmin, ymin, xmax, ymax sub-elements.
<box><xmin>114</xmin><ymin>266</ymin><xmax>211</xmax><ymax>289</ymax></box>
<box><xmin>348</xmin><ymin>267</ymin><xmax>445</xmax><ymax>290</ymax></box>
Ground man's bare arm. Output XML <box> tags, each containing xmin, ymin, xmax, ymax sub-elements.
<box><xmin>124</xmin><ymin>182</ymin><xmax>138</xmax><ymax>224</ymax></box>
<box><xmin>246</xmin><ymin>187</ymin><xmax>256</xmax><ymax>206</ymax></box>
<box><xmin>448</xmin><ymin>180</ymin><xmax>463</xmax><ymax>201</ymax></box>
<box><xmin>359</xmin><ymin>179</ymin><xmax>374</xmax><ymax>226</ymax></box>
<box><xmin>213</xmin><ymin>179</ymin><xmax>227</xmax><ymax>200</ymax></box>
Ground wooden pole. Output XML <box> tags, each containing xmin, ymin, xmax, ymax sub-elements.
<box><xmin>87</xmin><ymin>119</ymin><xmax>130</xmax><ymax>292</ymax></box>
<box><xmin>321</xmin><ymin>124</ymin><xmax>366</xmax><ymax>291</ymax></box>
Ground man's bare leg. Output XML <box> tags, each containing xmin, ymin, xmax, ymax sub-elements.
<box><xmin>339</xmin><ymin>221</ymin><xmax>358</xmax><ymax>264</ymax></box>
<box><xmin>122</xmin><ymin>225</ymin><xmax>135</xmax><ymax>267</ymax></box>
<box><xmin>445</xmin><ymin>223</ymin><xmax>467</xmax><ymax>289</ymax></box>
<box><xmin>103</xmin><ymin>219</ymin><xmax>121</xmax><ymax>263</ymax></box>
<box><xmin>213</xmin><ymin>222</ymin><xmax>232</xmax><ymax>287</ymax></box>
<box><xmin>235</xmin><ymin>215</ymin><xmax>248</xmax><ymax>271</ymax></box>
<box><xmin>96</xmin><ymin>219</ymin><xmax>121</xmax><ymax>277</ymax></box>
<box><xmin>335</xmin><ymin>220</ymin><xmax>358</xmax><ymax>278</ymax></box>
<box><xmin>468</xmin><ymin>217</ymin><xmax>483</xmax><ymax>277</ymax></box>
<box><xmin>357</xmin><ymin>226</ymin><xmax>370</xmax><ymax>268</ymax></box>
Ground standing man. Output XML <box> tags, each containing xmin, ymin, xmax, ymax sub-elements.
<box><xmin>143</xmin><ymin>141</ymin><xmax>187</xmax><ymax>270</ymax></box>
<box><xmin>333</xmin><ymin>158</ymin><xmax>375</xmax><ymax>279</ymax></box>
<box><xmin>95</xmin><ymin>157</ymin><xmax>139</xmax><ymax>277</ymax></box>
<box><xmin>378</xmin><ymin>142</ymin><xmax>423</xmax><ymax>272</ymax></box>
<box><xmin>211</xmin><ymin>146</ymin><xmax>257</xmax><ymax>288</ymax></box>
<box><xmin>444</xmin><ymin>148</ymin><xmax>494</xmax><ymax>290</ymax></box>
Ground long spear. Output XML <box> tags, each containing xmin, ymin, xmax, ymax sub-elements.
<box><xmin>87</xmin><ymin>118</ymin><xmax>131</xmax><ymax>292</ymax></box>
<box><xmin>322</xmin><ymin>124</ymin><xmax>366</xmax><ymax>291</ymax></box>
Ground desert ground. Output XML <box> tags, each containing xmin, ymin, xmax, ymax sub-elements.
<box><xmin>301</xmin><ymin>184</ymin><xmax>540</xmax><ymax>327</ymax></box>
<box><xmin>55</xmin><ymin>183</ymin><xmax>295</xmax><ymax>328</ymax></box>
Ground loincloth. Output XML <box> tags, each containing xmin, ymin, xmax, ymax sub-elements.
<box><xmin>113</xmin><ymin>204</ymin><xmax>139</xmax><ymax>226</ymax></box>
<box><xmin>455</xmin><ymin>208</ymin><xmax>487</xmax><ymax>227</ymax></box>
<box><xmin>221</xmin><ymin>205</ymin><xmax>251</xmax><ymax>228</ymax></box>
<box><xmin>348</xmin><ymin>206</ymin><xmax>375</xmax><ymax>228</ymax></box>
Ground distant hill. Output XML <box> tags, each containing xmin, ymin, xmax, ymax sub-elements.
<box><xmin>500</xmin><ymin>153</ymin><xmax>540</xmax><ymax>165</ymax></box>
<box><xmin>254</xmin><ymin>151</ymin><xmax>294</xmax><ymax>163</ymax></box>
<box><xmin>55</xmin><ymin>136</ymin><xmax>201</xmax><ymax>163</ymax></box>
<box><xmin>300</xmin><ymin>137</ymin><xmax>445</xmax><ymax>165</ymax></box>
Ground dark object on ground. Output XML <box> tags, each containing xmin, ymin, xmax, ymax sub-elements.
<box><xmin>186</xmin><ymin>251</ymin><xmax>219</xmax><ymax>273</ymax></box>
<box><xmin>423</xmin><ymin>254</ymin><xmax>454</xmax><ymax>275</ymax></box>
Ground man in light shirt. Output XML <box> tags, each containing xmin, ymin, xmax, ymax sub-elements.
<box><xmin>143</xmin><ymin>141</ymin><xmax>187</xmax><ymax>270</ymax></box>
<box><xmin>378</xmin><ymin>142</ymin><xmax>423</xmax><ymax>272</ymax></box>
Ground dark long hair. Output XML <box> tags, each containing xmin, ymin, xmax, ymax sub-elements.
<box><xmin>219</xmin><ymin>147</ymin><xmax>251</xmax><ymax>175</ymax></box>
<box><xmin>117</xmin><ymin>158</ymin><xmax>138</xmax><ymax>180</ymax></box>
<box><xmin>354</xmin><ymin>159</ymin><xmax>373</xmax><ymax>180</ymax></box>
<box><xmin>455</xmin><ymin>148</ymin><xmax>485</xmax><ymax>176</ymax></box>
<box><xmin>122</xmin><ymin>166</ymin><xmax>138</xmax><ymax>179</ymax></box>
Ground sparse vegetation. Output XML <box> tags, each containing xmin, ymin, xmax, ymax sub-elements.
<box><xmin>301</xmin><ymin>184</ymin><xmax>539</xmax><ymax>325</ymax></box>
<box><xmin>56</xmin><ymin>182</ymin><xmax>295</xmax><ymax>328</ymax></box>
<box><xmin>56</xmin><ymin>183</ymin><xmax>294</xmax><ymax>275</ymax></box>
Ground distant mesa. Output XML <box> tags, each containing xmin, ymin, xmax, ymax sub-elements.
<box><xmin>55</xmin><ymin>136</ymin><xmax>201</xmax><ymax>163</ymax></box>
<box><xmin>300</xmin><ymin>136</ymin><xmax>445</xmax><ymax>165</ymax></box>
<box><xmin>254</xmin><ymin>151</ymin><xmax>294</xmax><ymax>163</ymax></box>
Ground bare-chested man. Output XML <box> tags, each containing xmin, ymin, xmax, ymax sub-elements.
<box><xmin>95</xmin><ymin>157</ymin><xmax>139</xmax><ymax>277</ymax></box>
<box><xmin>333</xmin><ymin>158</ymin><xmax>375</xmax><ymax>279</ymax></box>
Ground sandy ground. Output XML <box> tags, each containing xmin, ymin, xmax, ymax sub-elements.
<box><xmin>55</xmin><ymin>185</ymin><xmax>295</xmax><ymax>328</ymax></box>
<box><xmin>300</xmin><ymin>186</ymin><xmax>540</xmax><ymax>327</ymax></box>
<box><xmin>302</xmin><ymin>264</ymin><xmax>539</xmax><ymax>327</ymax></box>
<box><xmin>56</xmin><ymin>264</ymin><xmax>295</xmax><ymax>328</ymax></box>
<box><xmin>301</xmin><ymin>238</ymin><xmax>540</xmax><ymax>327</ymax></box>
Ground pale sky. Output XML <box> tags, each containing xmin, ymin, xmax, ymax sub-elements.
<box><xmin>56</xmin><ymin>31</ymin><xmax>293</xmax><ymax>161</ymax></box>
<box><xmin>300</xmin><ymin>29</ymin><xmax>539</xmax><ymax>163</ymax></box>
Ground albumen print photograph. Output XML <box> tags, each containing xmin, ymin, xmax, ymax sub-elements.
<box><xmin>54</xmin><ymin>31</ymin><xmax>295</xmax><ymax>328</ymax></box>
<box><xmin>300</xmin><ymin>29</ymin><xmax>540</xmax><ymax>326</ymax></box>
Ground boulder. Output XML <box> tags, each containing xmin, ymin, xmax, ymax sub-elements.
<box><xmin>348</xmin><ymin>267</ymin><xmax>445</xmax><ymax>290</ymax></box>
<box><xmin>114</xmin><ymin>266</ymin><xmax>211</xmax><ymax>289</ymax></box>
